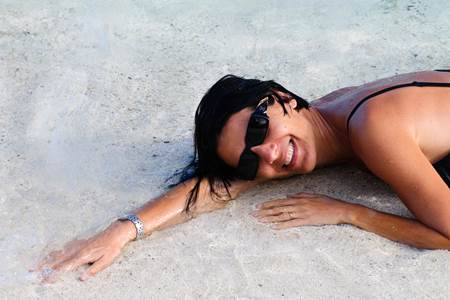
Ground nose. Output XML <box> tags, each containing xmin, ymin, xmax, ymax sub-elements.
<box><xmin>250</xmin><ymin>142</ymin><xmax>280</xmax><ymax>165</ymax></box>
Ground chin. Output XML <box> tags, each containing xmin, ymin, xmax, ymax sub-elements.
<box><xmin>296</xmin><ymin>154</ymin><xmax>316</xmax><ymax>174</ymax></box>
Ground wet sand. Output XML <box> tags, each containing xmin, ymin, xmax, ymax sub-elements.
<box><xmin>1</xmin><ymin>0</ymin><xmax>450</xmax><ymax>299</ymax></box>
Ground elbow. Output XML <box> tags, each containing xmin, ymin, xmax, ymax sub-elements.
<box><xmin>189</xmin><ymin>195</ymin><xmax>228</xmax><ymax>217</ymax></box>
<box><xmin>443</xmin><ymin>215</ymin><xmax>450</xmax><ymax>239</ymax></box>
<box><xmin>443</xmin><ymin>226</ymin><xmax>450</xmax><ymax>240</ymax></box>
<box><xmin>436</xmin><ymin>221</ymin><xmax>450</xmax><ymax>240</ymax></box>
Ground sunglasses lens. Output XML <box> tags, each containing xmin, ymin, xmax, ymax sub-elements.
<box><xmin>246</xmin><ymin>116</ymin><xmax>268</xmax><ymax>145</ymax></box>
<box><xmin>249</xmin><ymin>115</ymin><xmax>268</xmax><ymax>128</ymax></box>
<box><xmin>236</xmin><ymin>97</ymin><xmax>270</xmax><ymax>180</ymax></box>
<box><xmin>236</xmin><ymin>151</ymin><xmax>259</xmax><ymax>180</ymax></box>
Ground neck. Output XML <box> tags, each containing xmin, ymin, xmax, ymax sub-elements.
<box><xmin>306</xmin><ymin>107</ymin><xmax>351</xmax><ymax>168</ymax></box>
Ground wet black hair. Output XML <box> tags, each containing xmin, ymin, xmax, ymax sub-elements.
<box><xmin>174</xmin><ymin>74</ymin><xmax>309</xmax><ymax>212</ymax></box>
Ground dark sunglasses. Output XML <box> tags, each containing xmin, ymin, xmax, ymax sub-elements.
<box><xmin>235</xmin><ymin>96</ymin><xmax>271</xmax><ymax>180</ymax></box>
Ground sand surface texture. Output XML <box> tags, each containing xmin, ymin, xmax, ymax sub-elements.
<box><xmin>1</xmin><ymin>0</ymin><xmax>450</xmax><ymax>299</ymax></box>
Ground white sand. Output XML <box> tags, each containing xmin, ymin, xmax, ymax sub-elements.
<box><xmin>1</xmin><ymin>0</ymin><xmax>450</xmax><ymax>299</ymax></box>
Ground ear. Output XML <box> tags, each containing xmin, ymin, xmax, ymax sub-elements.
<box><xmin>273</xmin><ymin>90</ymin><xmax>296</xmax><ymax>108</ymax></box>
<box><xmin>288</xmin><ymin>99</ymin><xmax>297</xmax><ymax>109</ymax></box>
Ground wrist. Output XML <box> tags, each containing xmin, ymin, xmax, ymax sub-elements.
<box><xmin>118</xmin><ymin>214</ymin><xmax>146</xmax><ymax>241</ymax></box>
<box><xmin>114</xmin><ymin>220</ymin><xmax>138</xmax><ymax>243</ymax></box>
<box><xmin>340</xmin><ymin>203</ymin><xmax>362</xmax><ymax>224</ymax></box>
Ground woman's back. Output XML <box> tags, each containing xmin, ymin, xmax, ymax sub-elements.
<box><xmin>315</xmin><ymin>70</ymin><xmax>450</xmax><ymax>163</ymax></box>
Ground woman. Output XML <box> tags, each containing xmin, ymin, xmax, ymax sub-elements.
<box><xmin>34</xmin><ymin>69</ymin><xmax>450</xmax><ymax>282</ymax></box>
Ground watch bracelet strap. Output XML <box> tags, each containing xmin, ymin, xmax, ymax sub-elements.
<box><xmin>120</xmin><ymin>214</ymin><xmax>145</xmax><ymax>240</ymax></box>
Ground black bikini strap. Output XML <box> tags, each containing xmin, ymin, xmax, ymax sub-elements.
<box><xmin>346</xmin><ymin>81</ymin><xmax>450</xmax><ymax>133</ymax></box>
<box><xmin>413</xmin><ymin>81</ymin><xmax>450</xmax><ymax>87</ymax></box>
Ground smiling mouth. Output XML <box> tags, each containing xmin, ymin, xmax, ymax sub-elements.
<box><xmin>282</xmin><ymin>140</ymin><xmax>295</xmax><ymax>168</ymax></box>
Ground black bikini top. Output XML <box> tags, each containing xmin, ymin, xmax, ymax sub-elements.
<box><xmin>346</xmin><ymin>69</ymin><xmax>450</xmax><ymax>132</ymax></box>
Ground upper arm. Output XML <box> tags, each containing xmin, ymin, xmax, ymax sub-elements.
<box><xmin>213</xmin><ymin>178</ymin><xmax>262</xmax><ymax>201</ymax></box>
<box><xmin>189</xmin><ymin>178</ymin><xmax>262</xmax><ymax>215</ymax></box>
<box><xmin>349</xmin><ymin>110</ymin><xmax>450</xmax><ymax>237</ymax></box>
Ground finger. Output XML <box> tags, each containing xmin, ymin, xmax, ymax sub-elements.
<box><xmin>287</xmin><ymin>192</ymin><xmax>317</xmax><ymax>198</ymax></box>
<box><xmin>52</xmin><ymin>247</ymin><xmax>97</xmax><ymax>272</ymax></box>
<box><xmin>55</xmin><ymin>244</ymin><xmax>109</xmax><ymax>272</ymax></box>
<box><xmin>79</xmin><ymin>250</ymin><xmax>119</xmax><ymax>281</ymax></box>
<box><xmin>257</xmin><ymin>199</ymin><xmax>300</xmax><ymax>209</ymax></box>
<box><xmin>52</xmin><ymin>255</ymin><xmax>85</xmax><ymax>273</ymax></box>
<box><xmin>272</xmin><ymin>218</ymin><xmax>310</xmax><ymax>229</ymax></box>
<box><xmin>258</xmin><ymin>212</ymin><xmax>293</xmax><ymax>223</ymax></box>
<box><xmin>33</xmin><ymin>249</ymin><xmax>67</xmax><ymax>272</ymax></box>
<box><xmin>40</xmin><ymin>267</ymin><xmax>61</xmax><ymax>284</ymax></box>
<box><xmin>34</xmin><ymin>239</ymin><xmax>88</xmax><ymax>272</ymax></box>
<box><xmin>255</xmin><ymin>205</ymin><xmax>297</xmax><ymax>217</ymax></box>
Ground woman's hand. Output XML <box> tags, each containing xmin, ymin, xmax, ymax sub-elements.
<box><xmin>251</xmin><ymin>192</ymin><xmax>352</xmax><ymax>229</ymax></box>
<box><xmin>32</xmin><ymin>220</ymin><xmax>136</xmax><ymax>283</ymax></box>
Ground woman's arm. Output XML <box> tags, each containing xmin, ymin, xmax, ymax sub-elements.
<box><xmin>134</xmin><ymin>177</ymin><xmax>258</xmax><ymax>233</ymax></box>
<box><xmin>348</xmin><ymin>203</ymin><xmax>450</xmax><ymax>250</ymax></box>
<box><xmin>252</xmin><ymin>193</ymin><xmax>450</xmax><ymax>250</ymax></box>
<box><xmin>34</xmin><ymin>177</ymin><xmax>258</xmax><ymax>282</ymax></box>
<box><xmin>349</xmin><ymin>105</ymin><xmax>450</xmax><ymax>239</ymax></box>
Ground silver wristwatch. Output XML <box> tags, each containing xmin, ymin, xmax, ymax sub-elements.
<box><xmin>118</xmin><ymin>214</ymin><xmax>145</xmax><ymax>240</ymax></box>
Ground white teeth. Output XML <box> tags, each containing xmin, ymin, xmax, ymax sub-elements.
<box><xmin>285</xmin><ymin>141</ymin><xmax>294</xmax><ymax>166</ymax></box>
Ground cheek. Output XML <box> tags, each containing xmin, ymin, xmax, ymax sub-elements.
<box><xmin>278</xmin><ymin>123</ymin><xmax>290</xmax><ymax>135</ymax></box>
<box><xmin>267</xmin><ymin>113</ymin><xmax>290</xmax><ymax>135</ymax></box>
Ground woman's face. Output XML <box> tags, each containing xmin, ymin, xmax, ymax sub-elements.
<box><xmin>217</xmin><ymin>98</ymin><xmax>318</xmax><ymax>180</ymax></box>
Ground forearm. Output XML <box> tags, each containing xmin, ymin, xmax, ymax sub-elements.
<box><xmin>134</xmin><ymin>178</ymin><xmax>219</xmax><ymax>234</ymax></box>
<box><xmin>121</xmin><ymin>178</ymin><xmax>258</xmax><ymax>240</ymax></box>
<box><xmin>346</xmin><ymin>204</ymin><xmax>450</xmax><ymax>250</ymax></box>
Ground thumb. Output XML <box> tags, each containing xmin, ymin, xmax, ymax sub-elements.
<box><xmin>79</xmin><ymin>251</ymin><xmax>118</xmax><ymax>281</ymax></box>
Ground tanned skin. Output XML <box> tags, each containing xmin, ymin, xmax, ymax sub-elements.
<box><xmin>34</xmin><ymin>70</ymin><xmax>450</xmax><ymax>282</ymax></box>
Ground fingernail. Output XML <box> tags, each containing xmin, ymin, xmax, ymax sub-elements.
<box><xmin>79</xmin><ymin>274</ymin><xmax>89</xmax><ymax>281</ymax></box>
<box><xmin>256</xmin><ymin>204</ymin><xmax>262</xmax><ymax>209</ymax></box>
